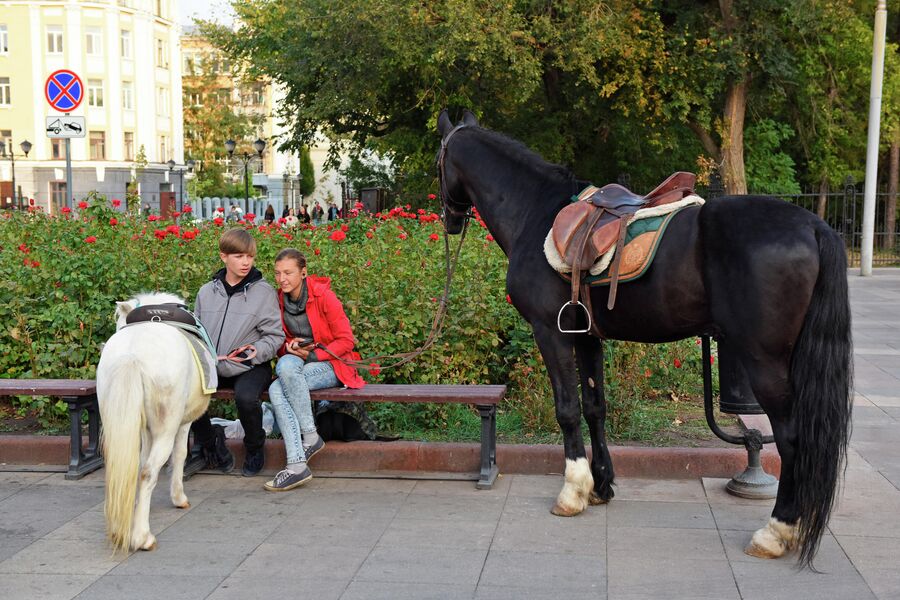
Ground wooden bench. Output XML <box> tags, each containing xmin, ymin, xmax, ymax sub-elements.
<box><xmin>213</xmin><ymin>384</ymin><xmax>505</xmax><ymax>489</ymax></box>
<box><xmin>0</xmin><ymin>379</ymin><xmax>103</xmax><ymax>480</ymax></box>
<box><xmin>1</xmin><ymin>380</ymin><xmax>505</xmax><ymax>489</ymax></box>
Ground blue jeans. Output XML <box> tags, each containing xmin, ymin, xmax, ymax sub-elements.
<box><xmin>268</xmin><ymin>355</ymin><xmax>339</xmax><ymax>464</ymax></box>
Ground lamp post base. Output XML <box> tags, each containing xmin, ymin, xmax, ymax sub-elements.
<box><xmin>726</xmin><ymin>443</ymin><xmax>778</xmax><ymax>500</ymax></box>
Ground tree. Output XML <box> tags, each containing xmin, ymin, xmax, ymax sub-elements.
<box><xmin>298</xmin><ymin>147</ymin><xmax>315</xmax><ymax>197</ymax></box>
<box><xmin>182</xmin><ymin>50</ymin><xmax>265</xmax><ymax>198</ymax></box>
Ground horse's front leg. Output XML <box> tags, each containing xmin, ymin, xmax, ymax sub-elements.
<box><xmin>169</xmin><ymin>422</ymin><xmax>192</xmax><ymax>509</ymax></box>
<box><xmin>574</xmin><ymin>335</ymin><xmax>614</xmax><ymax>505</ymax></box>
<box><xmin>533</xmin><ymin>324</ymin><xmax>593</xmax><ymax>517</ymax></box>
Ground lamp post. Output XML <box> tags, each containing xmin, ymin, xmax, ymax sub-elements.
<box><xmin>0</xmin><ymin>139</ymin><xmax>32</xmax><ymax>210</ymax></box>
<box><xmin>224</xmin><ymin>138</ymin><xmax>266</xmax><ymax>211</ymax></box>
<box><xmin>167</xmin><ymin>159</ymin><xmax>195</xmax><ymax>214</ymax></box>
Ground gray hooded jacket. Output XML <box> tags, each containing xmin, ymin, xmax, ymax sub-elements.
<box><xmin>194</xmin><ymin>267</ymin><xmax>285</xmax><ymax>378</ymax></box>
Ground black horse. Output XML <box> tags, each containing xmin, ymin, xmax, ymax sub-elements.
<box><xmin>437</xmin><ymin>110</ymin><xmax>852</xmax><ymax>567</ymax></box>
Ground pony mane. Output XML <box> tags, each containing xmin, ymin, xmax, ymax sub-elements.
<box><xmin>473</xmin><ymin>126</ymin><xmax>577</xmax><ymax>183</ymax></box>
<box><xmin>130</xmin><ymin>291</ymin><xmax>186</xmax><ymax>307</ymax></box>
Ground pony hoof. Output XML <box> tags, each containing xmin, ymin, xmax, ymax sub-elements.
<box><xmin>588</xmin><ymin>491</ymin><xmax>607</xmax><ymax>505</ymax></box>
<box><xmin>551</xmin><ymin>502</ymin><xmax>583</xmax><ymax>517</ymax></box>
<box><xmin>744</xmin><ymin>540</ymin><xmax>783</xmax><ymax>559</ymax></box>
<box><xmin>175</xmin><ymin>500</ymin><xmax>190</xmax><ymax>509</ymax></box>
<box><xmin>139</xmin><ymin>536</ymin><xmax>157</xmax><ymax>552</ymax></box>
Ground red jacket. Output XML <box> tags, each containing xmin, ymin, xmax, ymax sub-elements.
<box><xmin>277</xmin><ymin>275</ymin><xmax>365</xmax><ymax>389</ymax></box>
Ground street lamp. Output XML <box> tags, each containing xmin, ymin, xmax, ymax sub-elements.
<box><xmin>224</xmin><ymin>138</ymin><xmax>266</xmax><ymax>210</ymax></box>
<box><xmin>167</xmin><ymin>159</ymin><xmax>195</xmax><ymax>215</ymax></box>
<box><xmin>0</xmin><ymin>139</ymin><xmax>31</xmax><ymax>210</ymax></box>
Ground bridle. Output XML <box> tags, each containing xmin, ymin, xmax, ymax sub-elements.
<box><xmin>314</xmin><ymin>122</ymin><xmax>472</xmax><ymax>373</ymax></box>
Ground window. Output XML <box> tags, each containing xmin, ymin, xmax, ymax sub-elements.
<box><xmin>1</xmin><ymin>130</ymin><xmax>11</xmax><ymax>154</ymax></box>
<box><xmin>183</xmin><ymin>52</ymin><xmax>195</xmax><ymax>75</ymax></box>
<box><xmin>88</xmin><ymin>79</ymin><xmax>103</xmax><ymax>107</ymax></box>
<box><xmin>158</xmin><ymin>135</ymin><xmax>168</xmax><ymax>162</ymax></box>
<box><xmin>188</xmin><ymin>91</ymin><xmax>201</xmax><ymax>107</ymax></box>
<box><xmin>155</xmin><ymin>38</ymin><xmax>168</xmax><ymax>68</ymax></box>
<box><xmin>0</xmin><ymin>77</ymin><xmax>9</xmax><ymax>106</ymax></box>
<box><xmin>156</xmin><ymin>86</ymin><xmax>168</xmax><ymax>116</ymax></box>
<box><xmin>123</xmin><ymin>132</ymin><xmax>134</xmax><ymax>161</ymax></box>
<box><xmin>89</xmin><ymin>131</ymin><xmax>105</xmax><ymax>160</ymax></box>
<box><xmin>122</xmin><ymin>81</ymin><xmax>133</xmax><ymax>110</ymax></box>
<box><xmin>51</xmin><ymin>138</ymin><xmax>64</xmax><ymax>160</ymax></box>
<box><xmin>0</xmin><ymin>25</ymin><xmax>8</xmax><ymax>54</ymax></box>
<box><xmin>47</xmin><ymin>26</ymin><xmax>63</xmax><ymax>54</ymax></box>
<box><xmin>86</xmin><ymin>29</ymin><xmax>102</xmax><ymax>55</ymax></box>
<box><xmin>50</xmin><ymin>182</ymin><xmax>67</xmax><ymax>215</ymax></box>
<box><xmin>216</xmin><ymin>88</ymin><xmax>231</xmax><ymax>103</ymax></box>
<box><xmin>120</xmin><ymin>30</ymin><xmax>131</xmax><ymax>59</ymax></box>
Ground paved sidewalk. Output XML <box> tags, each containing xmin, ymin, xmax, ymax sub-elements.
<box><xmin>1</xmin><ymin>269</ymin><xmax>899</xmax><ymax>600</ymax></box>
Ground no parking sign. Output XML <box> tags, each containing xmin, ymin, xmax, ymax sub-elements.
<box><xmin>44</xmin><ymin>69</ymin><xmax>84</xmax><ymax>112</ymax></box>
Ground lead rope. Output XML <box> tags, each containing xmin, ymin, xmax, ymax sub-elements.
<box><xmin>313</xmin><ymin>214</ymin><xmax>471</xmax><ymax>372</ymax></box>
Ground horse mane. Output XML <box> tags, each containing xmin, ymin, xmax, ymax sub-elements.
<box><xmin>130</xmin><ymin>291</ymin><xmax>186</xmax><ymax>307</ymax></box>
<box><xmin>472</xmin><ymin>126</ymin><xmax>578</xmax><ymax>184</ymax></box>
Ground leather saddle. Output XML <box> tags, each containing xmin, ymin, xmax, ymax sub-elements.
<box><xmin>126</xmin><ymin>303</ymin><xmax>197</xmax><ymax>327</ymax></box>
<box><xmin>551</xmin><ymin>172</ymin><xmax>696</xmax><ymax>334</ymax></box>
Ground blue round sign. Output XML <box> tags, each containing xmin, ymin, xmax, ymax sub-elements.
<box><xmin>45</xmin><ymin>69</ymin><xmax>84</xmax><ymax>112</ymax></box>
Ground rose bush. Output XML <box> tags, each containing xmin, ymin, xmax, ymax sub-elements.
<box><xmin>1</xmin><ymin>200</ymin><xmax>711</xmax><ymax>440</ymax></box>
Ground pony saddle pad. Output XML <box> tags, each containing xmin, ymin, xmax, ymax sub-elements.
<box><xmin>125</xmin><ymin>303</ymin><xmax>217</xmax><ymax>393</ymax></box>
<box><xmin>544</xmin><ymin>193</ymin><xmax>705</xmax><ymax>285</ymax></box>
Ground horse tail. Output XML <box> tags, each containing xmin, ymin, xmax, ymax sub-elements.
<box><xmin>790</xmin><ymin>224</ymin><xmax>853</xmax><ymax>567</ymax></box>
<box><xmin>99</xmin><ymin>357</ymin><xmax>145</xmax><ymax>554</ymax></box>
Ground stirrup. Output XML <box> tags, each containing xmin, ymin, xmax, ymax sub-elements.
<box><xmin>557</xmin><ymin>301</ymin><xmax>592</xmax><ymax>334</ymax></box>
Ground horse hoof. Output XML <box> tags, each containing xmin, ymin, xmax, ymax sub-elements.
<box><xmin>175</xmin><ymin>501</ymin><xmax>190</xmax><ymax>509</ymax></box>
<box><xmin>744</xmin><ymin>540</ymin><xmax>782</xmax><ymax>559</ymax></box>
<box><xmin>551</xmin><ymin>502</ymin><xmax>583</xmax><ymax>517</ymax></box>
<box><xmin>588</xmin><ymin>491</ymin><xmax>607</xmax><ymax>505</ymax></box>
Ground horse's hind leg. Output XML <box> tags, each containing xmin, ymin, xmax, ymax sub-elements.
<box><xmin>131</xmin><ymin>429</ymin><xmax>177</xmax><ymax>551</ymax></box>
<box><xmin>169</xmin><ymin>422</ymin><xmax>191</xmax><ymax>509</ymax></box>
<box><xmin>533</xmin><ymin>324</ymin><xmax>593</xmax><ymax>517</ymax></box>
<box><xmin>575</xmin><ymin>335</ymin><xmax>614</xmax><ymax>504</ymax></box>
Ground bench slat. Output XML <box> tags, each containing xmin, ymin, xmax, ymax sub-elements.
<box><xmin>0</xmin><ymin>379</ymin><xmax>97</xmax><ymax>396</ymax></box>
<box><xmin>214</xmin><ymin>384</ymin><xmax>505</xmax><ymax>405</ymax></box>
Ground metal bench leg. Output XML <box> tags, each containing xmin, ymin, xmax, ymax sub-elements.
<box><xmin>64</xmin><ymin>394</ymin><xmax>104</xmax><ymax>480</ymax></box>
<box><xmin>476</xmin><ymin>404</ymin><xmax>499</xmax><ymax>489</ymax></box>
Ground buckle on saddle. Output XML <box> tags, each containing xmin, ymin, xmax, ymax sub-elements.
<box><xmin>557</xmin><ymin>301</ymin><xmax>592</xmax><ymax>334</ymax></box>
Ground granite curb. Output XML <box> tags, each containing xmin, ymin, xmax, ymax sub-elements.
<box><xmin>0</xmin><ymin>434</ymin><xmax>780</xmax><ymax>480</ymax></box>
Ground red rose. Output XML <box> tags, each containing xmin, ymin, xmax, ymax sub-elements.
<box><xmin>30</xmin><ymin>260</ymin><xmax>40</xmax><ymax>268</ymax></box>
<box><xmin>314</xmin><ymin>248</ymin><xmax>321</xmax><ymax>255</ymax></box>
<box><xmin>428</xmin><ymin>194</ymin><xmax>436</xmax><ymax>200</ymax></box>
<box><xmin>84</xmin><ymin>235</ymin><xmax>97</xmax><ymax>243</ymax></box>
<box><xmin>216</xmin><ymin>206</ymin><xmax>224</xmax><ymax>213</ymax></box>
<box><xmin>506</xmin><ymin>294</ymin><xmax>512</xmax><ymax>304</ymax></box>
<box><xmin>182</xmin><ymin>230</ymin><xmax>196</xmax><ymax>240</ymax></box>
<box><xmin>61</xmin><ymin>206</ymin><xmax>72</xmax><ymax>214</ymax></box>
<box><xmin>710</xmin><ymin>356</ymin><xmax>715</xmax><ymax>365</ymax></box>
<box><xmin>182</xmin><ymin>206</ymin><xmax>193</xmax><ymax>213</ymax></box>
<box><xmin>365</xmin><ymin>231</ymin><xmax>374</xmax><ymax>239</ymax></box>
<box><xmin>305</xmin><ymin>239</ymin><xmax>312</xmax><ymax>247</ymax></box>
<box><xmin>398</xmin><ymin>232</ymin><xmax>407</xmax><ymax>240</ymax></box>
<box><xmin>213</xmin><ymin>217</ymin><xmax>224</xmax><ymax>226</ymax></box>
<box><xmin>429</xmin><ymin>233</ymin><xmax>440</xmax><ymax>242</ymax></box>
<box><xmin>486</xmin><ymin>234</ymin><xmax>494</xmax><ymax>242</ymax></box>
<box><xmin>329</xmin><ymin>230</ymin><xmax>346</xmax><ymax>242</ymax></box>
<box><xmin>109</xmin><ymin>218</ymin><xmax>118</xmax><ymax>226</ymax></box>
<box><xmin>369</xmin><ymin>363</ymin><xmax>381</xmax><ymax>376</ymax></box>
<box><xmin>173</xmin><ymin>211</ymin><xmax>181</xmax><ymax>218</ymax></box>
<box><xmin>245</xmin><ymin>213</ymin><xmax>256</xmax><ymax>221</ymax></box>
<box><xmin>77</xmin><ymin>201</ymin><xmax>88</xmax><ymax>209</ymax></box>
<box><xmin>17</xmin><ymin>244</ymin><xmax>28</xmax><ymax>253</ymax></box>
<box><xmin>278</xmin><ymin>218</ymin><xmax>287</xmax><ymax>225</ymax></box>
<box><xmin>154</xmin><ymin>229</ymin><xmax>167</xmax><ymax>239</ymax></box>
<box><xmin>365</xmin><ymin>260</ymin><xmax>372</xmax><ymax>267</ymax></box>
<box><xmin>111</xmin><ymin>199</ymin><xmax>122</xmax><ymax>207</ymax></box>
<box><xmin>341</xmin><ymin>224</ymin><xmax>349</xmax><ymax>232</ymax></box>
<box><xmin>166</xmin><ymin>225</ymin><xmax>180</xmax><ymax>236</ymax></box>
<box><xmin>673</xmin><ymin>358</ymin><xmax>682</xmax><ymax>368</ymax></box>
<box><xmin>148</xmin><ymin>215</ymin><xmax>161</xmax><ymax>222</ymax></box>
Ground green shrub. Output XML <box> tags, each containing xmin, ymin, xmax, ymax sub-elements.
<box><xmin>2</xmin><ymin>201</ymin><xmax>710</xmax><ymax>440</ymax></box>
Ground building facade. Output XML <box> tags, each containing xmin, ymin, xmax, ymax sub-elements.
<box><xmin>0</xmin><ymin>0</ymin><xmax>184</xmax><ymax>214</ymax></box>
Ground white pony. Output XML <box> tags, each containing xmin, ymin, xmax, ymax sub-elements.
<box><xmin>97</xmin><ymin>292</ymin><xmax>212</xmax><ymax>553</ymax></box>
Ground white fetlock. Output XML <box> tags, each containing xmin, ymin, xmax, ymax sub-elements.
<box><xmin>745</xmin><ymin>517</ymin><xmax>797</xmax><ymax>559</ymax></box>
<box><xmin>551</xmin><ymin>457</ymin><xmax>594</xmax><ymax>517</ymax></box>
<box><xmin>137</xmin><ymin>532</ymin><xmax>157</xmax><ymax>552</ymax></box>
<box><xmin>171</xmin><ymin>493</ymin><xmax>190</xmax><ymax>509</ymax></box>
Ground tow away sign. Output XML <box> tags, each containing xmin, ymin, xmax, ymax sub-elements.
<box><xmin>46</xmin><ymin>116</ymin><xmax>86</xmax><ymax>138</ymax></box>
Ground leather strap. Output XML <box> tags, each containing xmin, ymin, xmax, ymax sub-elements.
<box><xmin>605</xmin><ymin>210</ymin><xmax>631</xmax><ymax>310</ymax></box>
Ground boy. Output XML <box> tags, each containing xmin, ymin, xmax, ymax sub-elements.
<box><xmin>188</xmin><ymin>228</ymin><xmax>284</xmax><ymax>476</ymax></box>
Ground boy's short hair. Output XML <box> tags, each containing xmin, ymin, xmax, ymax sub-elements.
<box><xmin>219</xmin><ymin>228</ymin><xmax>257</xmax><ymax>256</ymax></box>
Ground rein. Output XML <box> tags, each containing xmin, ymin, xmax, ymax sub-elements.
<box><xmin>316</xmin><ymin>124</ymin><xmax>472</xmax><ymax>372</ymax></box>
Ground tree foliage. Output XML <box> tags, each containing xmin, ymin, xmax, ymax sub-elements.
<box><xmin>202</xmin><ymin>0</ymin><xmax>900</xmax><ymax>197</ymax></box>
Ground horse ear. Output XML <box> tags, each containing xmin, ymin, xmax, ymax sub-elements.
<box><xmin>462</xmin><ymin>110</ymin><xmax>478</xmax><ymax>127</ymax></box>
<box><xmin>438</xmin><ymin>110</ymin><xmax>453</xmax><ymax>138</ymax></box>
<box><xmin>115</xmin><ymin>301</ymin><xmax>134</xmax><ymax>321</ymax></box>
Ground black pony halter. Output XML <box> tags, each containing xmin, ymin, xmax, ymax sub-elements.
<box><xmin>437</xmin><ymin>123</ymin><xmax>473</xmax><ymax>220</ymax></box>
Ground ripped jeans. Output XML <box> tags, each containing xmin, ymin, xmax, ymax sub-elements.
<box><xmin>267</xmin><ymin>354</ymin><xmax>338</xmax><ymax>464</ymax></box>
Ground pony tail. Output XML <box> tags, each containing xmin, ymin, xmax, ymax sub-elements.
<box><xmin>99</xmin><ymin>358</ymin><xmax>145</xmax><ymax>554</ymax></box>
<box><xmin>789</xmin><ymin>225</ymin><xmax>853</xmax><ymax>567</ymax></box>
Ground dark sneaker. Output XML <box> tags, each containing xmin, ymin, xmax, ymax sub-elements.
<box><xmin>183</xmin><ymin>444</ymin><xmax>207</xmax><ymax>478</ymax></box>
<box><xmin>206</xmin><ymin>425</ymin><xmax>235</xmax><ymax>474</ymax></box>
<box><xmin>303</xmin><ymin>437</ymin><xmax>325</xmax><ymax>461</ymax></box>
<box><xmin>242</xmin><ymin>447</ymin><xmax>265</xmax><ymax>477</ymax></box>
<box><xmin>264</xmin><ymin>467</ymin><xmax>313</xmax><ymax>492</ymax></box>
